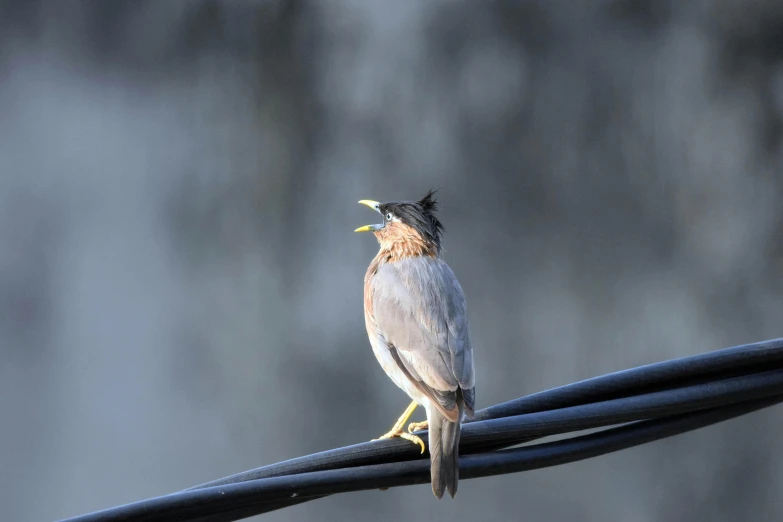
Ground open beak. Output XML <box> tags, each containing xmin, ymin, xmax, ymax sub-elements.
<box><xmin>355</xmin><ymin>200</ymin><xmax>384</xmax><ymax>232</ymax></box>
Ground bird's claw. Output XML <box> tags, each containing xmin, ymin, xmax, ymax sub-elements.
<box><xmin>372</xmin><ymin>430</ymin><xmax>426</xmax><ymax>454</ymax></box>
<box><xmin>407</xmin><ymin>420</ymin><xmax>429</xmax><ymax>433</ymax></box>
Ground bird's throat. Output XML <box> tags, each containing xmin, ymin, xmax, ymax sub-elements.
<box><xmin>374</xmin><ymin>233</ymin><xmax>438</xmax><ymax>263</ymax></box>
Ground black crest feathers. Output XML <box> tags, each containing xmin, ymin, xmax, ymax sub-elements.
<box><xmin>418</xmin><ymin>189</ymin><xmax>439</xmax><ymax>213</ymax></box>
<box><xmin>417</xmin><ymin>190</ymin><xmax>443</xmax><ymax>249</ymax></box>
<box><xmin>380</xmin><ymin>190</ymin><xmax>444</xmax><ymax>251</ymax></box>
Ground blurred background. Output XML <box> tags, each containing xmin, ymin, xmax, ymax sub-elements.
<box><xmin>1</xmin><ymin>1</ymin><xmax>782</xmax><ymax>521</ymax></box>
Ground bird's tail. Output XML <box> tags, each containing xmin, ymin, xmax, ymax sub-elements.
<box><xmin>428</xmin><ymin>404</ymin><xmax>462</xmax><ymax>499</ymax></box>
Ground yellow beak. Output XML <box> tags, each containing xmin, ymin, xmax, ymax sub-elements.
<box><xmin>355</xmin><ymin>225</ymin><xmax>382</xmax><ymax>232</ymax></box>
<box><xmin>355</xmin><ymin>200</ymin><xmax>383</xmax><ymax>232</ymax></box>
<box><xmin>358</xmin><ymin>200</ymin><xmax>381</xmax><ymax>212</ymax></box>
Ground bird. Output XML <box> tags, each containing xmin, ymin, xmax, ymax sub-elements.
<box><xmin>355</xmin><ymin>190</ymin><xmax>475</xmax><ymax>499</ymax></box>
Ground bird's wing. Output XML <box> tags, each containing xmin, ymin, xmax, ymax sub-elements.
<box><xmin>371</xmin><ymin>257</ymin><xmax>475</xmax><ymax>419</ymax></box>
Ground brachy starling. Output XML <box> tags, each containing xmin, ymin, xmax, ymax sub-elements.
<box><xmin>355</xmin><ymin>191</ymin><xmax>476</xmax><ymax>499</ymax></box>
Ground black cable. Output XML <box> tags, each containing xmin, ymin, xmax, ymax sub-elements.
<box><xmin>473</xmin><ymin>337</ymin><xmax>783</xmax><ymax>421</ymax></box>
<box><xmin>62</xmin><ymin>396</ymin><xmax>783</xmax><ymax>522</ymax></box>
<box><xmin>184</xmin><ymin>395</ymin><xmax>783</xmax><ymax>522</ymax></box>
<box><xmin>187</xmin><ymin>367</ymin><xmax>783</xmax><ymax>521</ymax></box>
<box><xmin>187</xmin><ymin>339</ymin><xmax>783</xmax><ymax>490</ymax></box>
<box><xmin>58</xmin><ymin>338</ymin><xmax>783</xmax><ymax>522</ymax></box>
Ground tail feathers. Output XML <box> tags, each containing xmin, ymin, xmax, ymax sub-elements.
<box><xmin>428</xmin><ymin>406</ymin><xmax>462</xmax><ymax>499</ymax></box>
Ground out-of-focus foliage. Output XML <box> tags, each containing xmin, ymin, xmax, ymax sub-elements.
<box><xmin>1</xmin><ymin>1</ymin><xmax>781</xmax><ymax>521</ymax></box>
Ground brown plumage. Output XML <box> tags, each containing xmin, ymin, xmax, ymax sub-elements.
<box><xmin>356</xmin><ymin>191</ymin><xmax>476</xmax><ymax>499</ymax></box>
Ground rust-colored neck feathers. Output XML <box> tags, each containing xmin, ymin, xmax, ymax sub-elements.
<box><xmin>363</xmin><ymin>222</ymin><xmax>438</xmax><ymax>288</ymax></box>
<box><xmin>373</xmin><ymin>222</ymin><xmax>438</xmax><ymax>264</ymax></box>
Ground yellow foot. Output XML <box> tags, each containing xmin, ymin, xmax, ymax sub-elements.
<box><xmin>371</xmin><ymin>401</ymin><xmax>426</xmax><ymax>453</ymax></box>
<box><xmin>372</xmin><ymin>429</ymin><xmax>426</xmax><ymax>454</ymax></box>
<box><xmin>408</xmin><ymin>420</ymin><xmax>429</xmax><ymax>433</ymax></box>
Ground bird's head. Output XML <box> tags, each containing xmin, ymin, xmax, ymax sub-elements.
<box><xmin>355</xmin><ymin>190</ymin><xmax>443</xmax><ymax>258</ymax></box>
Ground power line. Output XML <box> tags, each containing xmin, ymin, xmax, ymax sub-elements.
<box><xmin>59</xmin><ymin>338</ymin><xmax>783</xmax><ymax>522</ymax></box>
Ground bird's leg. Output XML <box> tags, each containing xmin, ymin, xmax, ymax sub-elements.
<box><xmin>372</xmin><ymin>400</ymin><xmax>426</xmax><ymax>454</ymax></box>
<box><xmin>408</xmin><ymin>420</ymin><xmax>429</xmax><ymax>433</ymax></box>
<box><xmin>380</xmin><ymin>401</ymin><xmax>418</xmax><ymax>435</ymax></box>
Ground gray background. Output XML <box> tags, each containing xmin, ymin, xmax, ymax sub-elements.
<box><xmin>2</xmin><ymin>1</ymin><xmax>782</xmax><ymax>521</ymax></box>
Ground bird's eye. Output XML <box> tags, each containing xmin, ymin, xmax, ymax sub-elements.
<box><xmin>385</xmin><ymin>212</ymin><xmax>393</xmax><ymax>221</ymax></box>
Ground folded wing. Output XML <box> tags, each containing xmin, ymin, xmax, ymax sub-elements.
<box><xmin>371</xmin><ymin>257</ymin><xmax>475</xmax><ymax>419</ymax></box>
